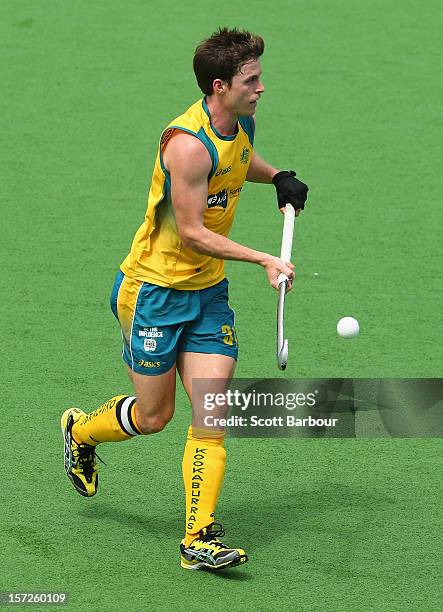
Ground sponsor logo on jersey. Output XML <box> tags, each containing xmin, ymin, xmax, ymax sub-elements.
<box><xmin>215</xmin><ymin>165</ymin><xmax>232</xmax><ymax>177</ymax></box>
<box><xmin>240</xmin><ymin>146</ymin><xmax>250</xmax><ymax>164</ymax></box>
<box><xmin>207</xmin><ymin>189</ymin><xmax>228</xmax><ymax>209</ymax></box>
<box><xmin>229</xmin><ymin>186</ymin><xmax>243</xmax><ymax>197</ymax></box>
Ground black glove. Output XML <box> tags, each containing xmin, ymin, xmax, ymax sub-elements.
<box><xmin>272</xmin><ymin>170</ymin><xmax>309</xmax><ymax>211</ymax></box>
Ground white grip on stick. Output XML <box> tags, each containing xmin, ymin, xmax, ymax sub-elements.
<box><xmin>276</xmin><ymin>203</ymin><xmax>296</xmax><ymax>370</ymax></box>
<box><xmin>277</xmin><ymin>204</ymin><xmax>296</xmax><ymax>286</ymax></box>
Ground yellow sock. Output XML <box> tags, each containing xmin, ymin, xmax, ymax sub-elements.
<box><xmin>182</xmin><ymin>425</ymin><xmax>226</xmax><ymax>546</ymax></box>
<box><xmin>72</xmin><ymin>395</ymin><xmax>142</xmax><ymax>446</ymax></box>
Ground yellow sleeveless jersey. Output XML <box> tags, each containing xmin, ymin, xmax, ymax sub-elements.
<box><xmin>120</xmin><ymin>97</ymin><xmax>255</xmax><ymax>290</ymax></box>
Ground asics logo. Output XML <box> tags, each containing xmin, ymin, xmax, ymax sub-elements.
<box><xmin>137</xmin><ymin>360</ymin><xmax>161</xmax><ymax>368</ymax></box>
<box><xmin>215</xmin><ymin>165</ymin><xmax>231</xmax><ymax>177</ymax></box>
<box><xmin>187</xmin><ymin>548</ymin><xmax>216</xmax><ymax>564</ymax></box>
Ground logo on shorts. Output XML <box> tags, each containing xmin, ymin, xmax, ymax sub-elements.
<box><xmin>138</xmin><ymin>327</ymin><xmax>163</xmax><ymax>339</ymax></box>
<box><xmin>207</xmin><ymin>189</ymin><xmax>228</xmax><ymax>209</ymax></box>
<box><xmin>138</xmin><ymin>360</ymin><xmax>161</xmax><ymax>368</ymax></box>
<box><xmin>144</xmin><ymin>338</ymin><xmax>156</xmax><ymax>352</ymax></box>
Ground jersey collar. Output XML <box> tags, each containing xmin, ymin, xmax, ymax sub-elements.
<box><xmin>202</xmin><ymin>97</ymin><xmax>238</xmax><ymax>141</ymax></box>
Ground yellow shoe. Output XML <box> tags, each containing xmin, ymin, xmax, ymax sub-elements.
<box><xmin>180</xmin><ymin>523</ymin><xmax>248</xmax><ymax>571</ymax></box>
<box><xmin>61</xmin><ymin>408</ymin><xmax>99</xmax><ymax>497</ymax></box>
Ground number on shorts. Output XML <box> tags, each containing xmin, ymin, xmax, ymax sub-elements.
<box><xmin>222</xmin><ymin>324</ymin><xmax>238</xmax><ymax>346</ymax></box>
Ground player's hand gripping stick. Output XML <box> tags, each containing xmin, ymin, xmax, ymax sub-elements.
<box><xmin>277</xmin><ymin>203</ymin><xmax>296</xmax><ymax>370</ymax></box>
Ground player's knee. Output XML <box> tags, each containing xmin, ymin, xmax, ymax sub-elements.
<box><xmin>135</xmin><ymin>406</ymin><xmax>173</xmax><ymax>434</ymax></box>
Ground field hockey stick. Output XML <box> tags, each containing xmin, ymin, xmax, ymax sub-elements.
<box><xmin>277</xmin><ymin>203</ymin><xmax>296</xmax><ymax>370</ymax></box>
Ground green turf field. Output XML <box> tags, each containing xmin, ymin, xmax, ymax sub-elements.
<box><xmin>1</xmin><ymin>0</ymin><xmax>442</xmax><ymax>610</ymax></box>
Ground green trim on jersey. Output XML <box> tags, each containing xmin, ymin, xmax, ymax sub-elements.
<box><xmin>202</xmin><ymin>97</ymin><xmax>238</xmax><ymax>141</ymax></box>
<box><xmin>238</xmin><ymin>115</ymin><xmax>255</xmax><ymax>146</ymax></box>
<box><xmin>159</xmin><ymin>125</ymin><xmax>219</xmax><ymax>180</ymax></box>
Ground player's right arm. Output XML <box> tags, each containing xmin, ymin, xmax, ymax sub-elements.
<box><xmin>162</xmin><ymin>131</ymin><xmax>294</xmax><ymax>290</ymax></box>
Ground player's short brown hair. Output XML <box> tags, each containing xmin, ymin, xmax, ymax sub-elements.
<box><xmin>193</xmin><ymin>27</ymin><xmax>265</xmax><ymax>95</ymax></box>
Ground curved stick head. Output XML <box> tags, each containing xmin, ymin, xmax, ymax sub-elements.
<box><xmin>277</xmin><ymin>339</ymin><xmax>288</xmax><ymax>370</ymax></box>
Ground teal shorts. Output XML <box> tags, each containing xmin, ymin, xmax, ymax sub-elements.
<box><xmin>110</xmin><ymin>270</ymin><xmax>238</xmax><ymax>375</ymax></box>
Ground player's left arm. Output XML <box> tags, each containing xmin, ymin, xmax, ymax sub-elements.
<box><xmin>246</xmin><ymin>150</ymin><xmax>280</xmax><ymax>183</ymax></box>
<box><xmin>246</xmin><ymin>151</ymin><xmax>308</xmax><ymax>216</ymax></box>
<box><xmin>246</xmin><ymin>116</ymin><xmax>278</xmax><ymax>183</ymax></box>
<box><xmin>245</xmin><ymin>115</ymin><xmax>310</xmax><ymax>214</ymax></box>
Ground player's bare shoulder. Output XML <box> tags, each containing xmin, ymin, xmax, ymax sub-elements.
<box><xmin>162</xmin><ymin>130</ymin><xmax>211</xmax><ymax>179</ymax></box>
